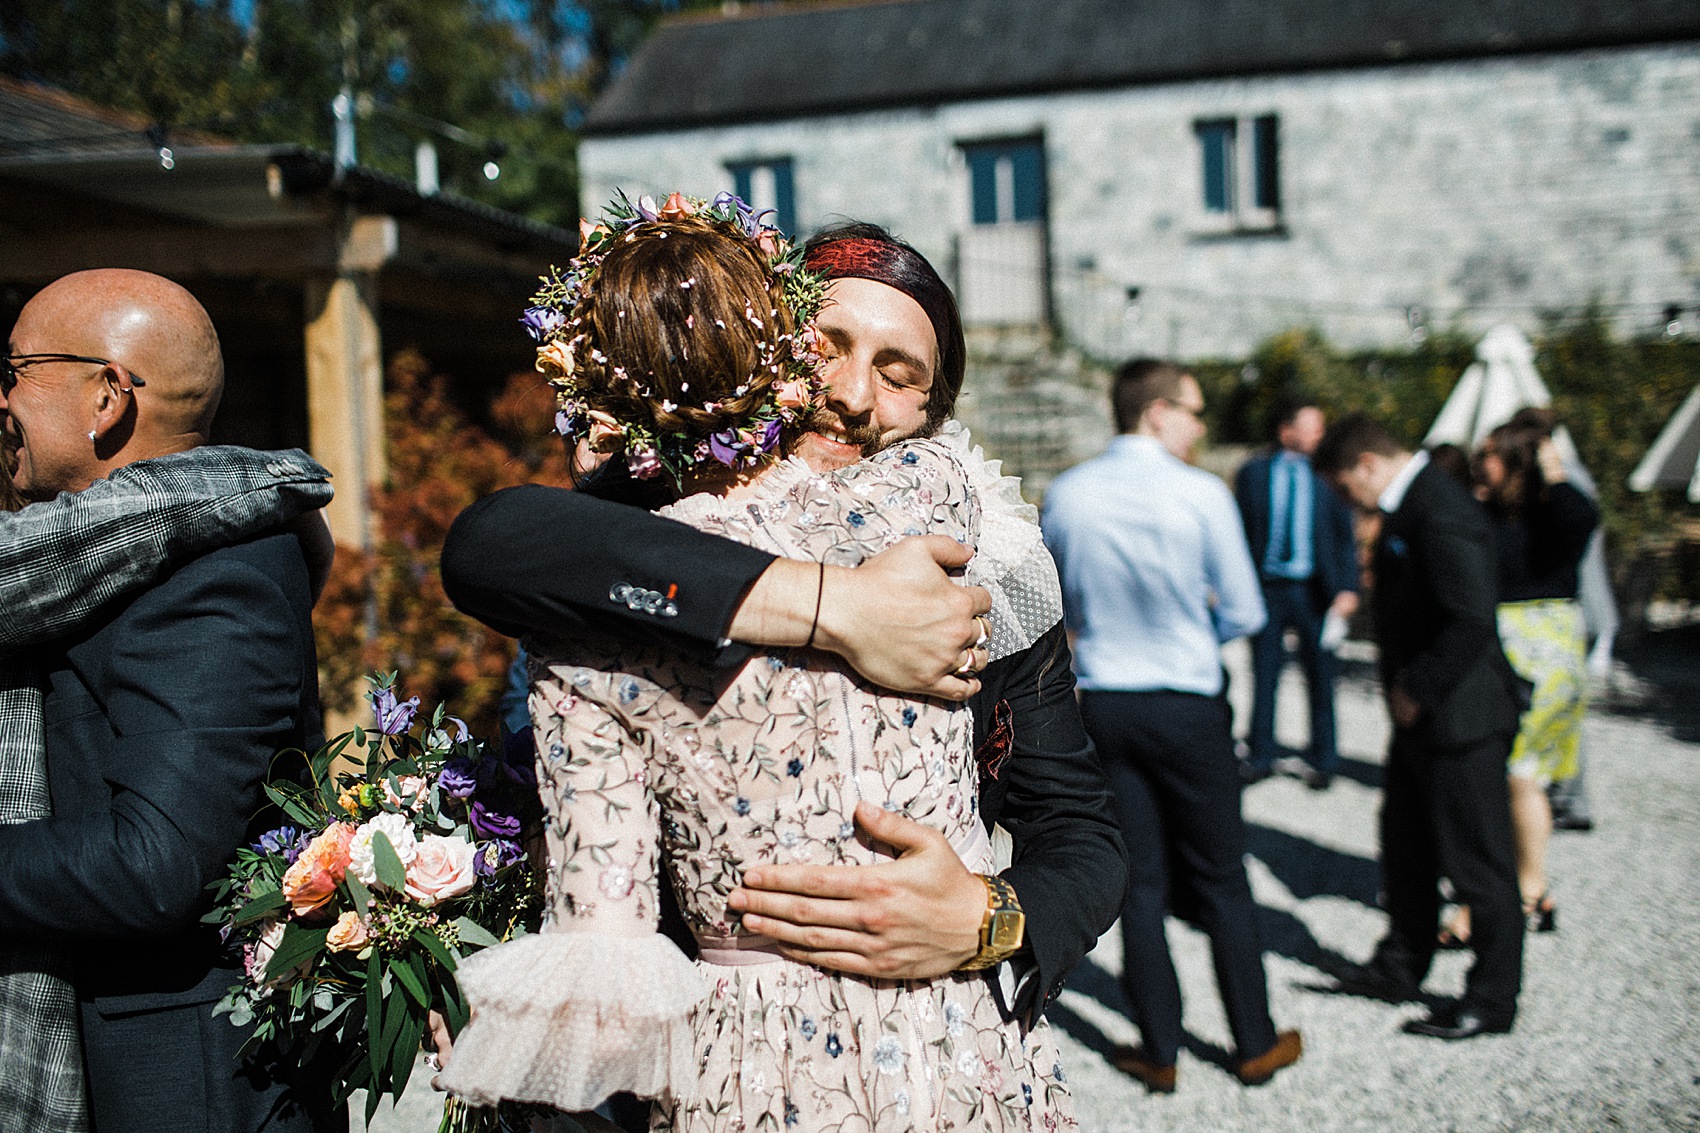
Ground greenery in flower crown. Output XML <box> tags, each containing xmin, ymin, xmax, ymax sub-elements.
<box><xmin>520</xmin><ymin>190</ymin><xmax>830</xmax><ymax>488</ymax></box>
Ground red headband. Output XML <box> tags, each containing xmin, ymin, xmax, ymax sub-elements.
<box><xmin>803</xmin><ymin>237</ymin><xmax>954</xmax><ymax>358</ymax></box>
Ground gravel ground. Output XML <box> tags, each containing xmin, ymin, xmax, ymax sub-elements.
<box><xmin>364</xmin><ymin>635</ymin><xmax>1700</xmax><ymax>1132</ymax></box>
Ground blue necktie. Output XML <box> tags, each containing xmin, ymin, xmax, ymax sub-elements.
<box><xmin>1271</xmin><ymin>459</ymin><xmax>1297</xmax><ymax>567</ymax></box>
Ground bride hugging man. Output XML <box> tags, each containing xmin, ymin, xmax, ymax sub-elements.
<box><xmin>433</xmin><ymin>195</ymin><xmax>1125</xmax><ymax>1132</ymax></box>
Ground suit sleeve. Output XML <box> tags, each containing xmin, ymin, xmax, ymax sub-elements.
<box><xmin>1327</xmin><ymin>490</ymin><xmax>1360</xmax><ymax>597</ymax></box>
<box><xmin>440</xmin><ymin>484</ymin><xmax>776</xmax><ymax>659</ymax></box>
<box><xmin>0</xmin><ymin>448</ymin><xmax>331</xmax><ymax>655</ymax></box>
<box><xmin>0</xmin><ymin>553</ymin><xmax>310</xmax><ymax>939</ymax></box>
<box><xmin>994</xmin><ymin>623</ymin><xmax>1127</xmax><ymax>1025</ymax></box>
<box><xmin>1398</xmin><ymin>495</ymin><xmax>1501</xmax><ymax>711</ymax></box>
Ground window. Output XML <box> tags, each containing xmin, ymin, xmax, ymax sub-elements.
<box><xmin>727</xmin><ymin>158</ymin><xmax>795</xmax><ymax>236</ymax></box>
<box><xmin>963</xmin><ymin>139</ymin><xmax>1046</xmax><ymax>225</ymax></box>
<box><xmin>1194</xmin><ymin>114</ymin><xmax>1280</xmax><ymax>231</ymax></box>
<box><xmin>957</xmin><ymin>137</ymin><xmax>1048</xmax><ymax>325</ymax></box>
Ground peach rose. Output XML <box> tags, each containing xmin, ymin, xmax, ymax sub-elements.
<box><xmin>658</xmin><ymin>191</ymin><xmax>695</xmax><ymax>220</ymax></box>
<box><xmin>325</xmin><ymin>911</ymin><xmax>372</xmax><ymax>953</ymax></box>
<box><xmin>754</xmin><ymin>228</ymin><xmax>782</xmax><ymax>258</ymax></box>
<box><xmin>404</xmin><ymin>835</ymin><xmax>477</xmax><ymax>907</ymax></box>
<box><xmin>585</xmin><ymin>409</ymin><xmax>624</xmax><ymax>452</ymax></box>
<box><xmin>537</xmin><ymin>338</ymin><xmax>577</xmax><ymax>379</ymax></box>
<box><xmin>280</xmin><ymin>822</ymin><xmax>355</xmax><ymax>917</ymax></box>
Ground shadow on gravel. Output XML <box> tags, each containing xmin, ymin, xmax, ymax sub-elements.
<box><xmin>1244</xmin><ymin>822</ymin><xmax>1382</xmax><ymax>908</ymax></box>
<box><xmin>1604</xmin><ymin>624</ymin><xmax>1700</xmax><ymax>743</ymax></box>
<box><xmin>1048</xmin><ymin>965</ymin><xmax>1237</xmax><ymax>1075</ymax></box>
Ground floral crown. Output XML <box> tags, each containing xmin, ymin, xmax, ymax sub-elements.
<box><xmin>520</xmin><ymin>191</ymin><xmax>829</xmax><ymax>486</ymax></box>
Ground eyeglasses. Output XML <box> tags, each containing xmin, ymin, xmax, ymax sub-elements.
<box><xmin>1161</xmin><ymin>397</ymin><xmax>1205</xmax><ymax>421</ymax></box>
<box><xmin>1</xmin><ymin>353</ymin><xmax>146</xmax><ymax>396</ymax></box>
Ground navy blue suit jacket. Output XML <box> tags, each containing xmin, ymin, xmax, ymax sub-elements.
<box><xmin>1235</xmin><ymin>451</ymin><xmax>1360</xmax><ymax>610</ymax></box>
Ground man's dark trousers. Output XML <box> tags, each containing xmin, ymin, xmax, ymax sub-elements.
<box><xmin>1248</xmin><ymin>578</ymin><xmax>1339</xmax><ymax>776</ymax></box>
<box><xmin>1081</xmin><ymin>689</ymin><xmax>1277</xmax><ymax>1066</ymax></box>
<box><xmin>1374</xmin><ymin>727</ymin><xmax>1524</xmax><ymax>1022</ymax></box>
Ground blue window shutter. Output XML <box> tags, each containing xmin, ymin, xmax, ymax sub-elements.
<box><xmin>1253</xmin><ymin>115</ymin><xmax>1280</xmax><ymax>211</ymax></box>
<box><xmin>1196</xmin><ymin>120</ymin><xmax>1234</xmax><ymax>213</ymax></box>
<box><xmin>966</xmin><ymin>147</ymin><xmax>1000</xmax><ymax>225</ymax></box>
<box><xmin>731</xmin><ymin>164</ymin><xmax>754</xmax><ymax>208</ymax></box>
<box><xmin>772</xmin><ymin>159</ymin><xmax>795</xmax><ymax>235</ymax></box>
<box><xmin>1010</xmin><ymin>141</ymin><xmax>1045</xmax><ymax>222</ymax></box>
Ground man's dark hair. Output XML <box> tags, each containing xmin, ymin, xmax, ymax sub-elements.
<box><xmin>1111</xmin><ymin>358</ymin><xmax>1192</xmax><ymax>434</ymax></box>
<box><xmin>1311</xmin><ymin>412</ymin><xmax>1404</xmax><ymax>477</ymax></box>
<box><xmin>1269</xmin><ymin>395</ymin><xmax>1320</xmax><ymax>441</ymax></box>
<box><xmin>803</xmin><ymin>222</ymin><xmax>966</xmax><ymax>430</ymax></box>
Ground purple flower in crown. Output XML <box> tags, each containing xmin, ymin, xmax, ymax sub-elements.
<box><xmin>470</xmin><ymin>801</ymin><xmax>522</xmax><ymax>840</ymax></box>
<box><xmin>371</xmin><ymin>686</ymin><xmax>421</xmax><ymax>735</ymax></box>
<box><xmin>755</xmin><ymin>418</ymin><xmax>783</xmax><ymax>454</ymax></box>
<box><xmin>555</xmin><ymin>410</ymin><xmax>578</xmax><ymax>437</ymax></box>
<box><xmin>627</xmin><ymin>445</ymin><xmax>664</xmax><ymax>480</ymax></box>
<box><xmin>520</xmin><ymin>306</ymin><xmax>565</xmax><ymax>341</ymax></box>
<box><xmin>474</xmin><ymin>838</ymin><xmax>525</xmax><ymax>879</ymax></box>
<box><xmin>708</xmin><ymin>429</ymin><xmax>747</xmax><ymax>468</ymax></box>
<box><xmin>634</xmin><ymin>195</ymin><xmax>660</xmax><ymax>222</ymax></box>
<box><xmin>438</xmin><ymin>759</ymin><xmax>479</xmax><ymax>800</ymax></box>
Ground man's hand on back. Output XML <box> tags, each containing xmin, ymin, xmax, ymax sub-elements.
<box><xmin>728</xmin><ymin>801</ymin><xmax>989</xmax><ymax>979</ymax></box>
<box><xmin>815</xmin><ymin>536</ymin><xmax>991</xmax><ymax>701</ymax></box>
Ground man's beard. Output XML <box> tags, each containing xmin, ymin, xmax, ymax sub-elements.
<box><xmin>800</xmin><ymin>409</ymin><xmax>884</xmax><ymax>456</ymax></box>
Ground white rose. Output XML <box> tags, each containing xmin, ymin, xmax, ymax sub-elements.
<box><xmin>348</xmin><ymin>811</ymin><xmax>419</xmax><ymax>889</ymax></box>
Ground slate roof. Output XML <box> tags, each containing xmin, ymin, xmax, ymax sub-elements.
<box><xmin>585</xmin><ymin>0</ymin><xmax>1700</xmax><ymax>134</ymax></box>
<box><xmin>0</xmin><ymin>75</ymin><xmax>228</xmax><ymax>156</ymax></box>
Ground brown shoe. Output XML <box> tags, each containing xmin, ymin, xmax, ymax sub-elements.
<box><xmin>1110</xmin><ymin>1045</ymin><xmax>1176</xmax><ymax>1093</ymax></box>
<box><xmin>1236</xmin><ymin>1029</ymin><xmax>1302</xmax><ymax>1086</ymax></box>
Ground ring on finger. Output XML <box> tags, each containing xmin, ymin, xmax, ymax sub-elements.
<box><xmin>973</xmin><ymin>615</ymin><xmax>991</xmax><ymax>649</ymax></box>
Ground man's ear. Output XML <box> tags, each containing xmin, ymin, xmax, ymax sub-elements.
<box><xmin>89</xmin><ymin>364</ymin><xmax>137</xmax><ymax>444</ymax></box>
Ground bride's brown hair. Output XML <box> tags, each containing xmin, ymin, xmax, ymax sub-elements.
<box><xmin>568</xmin><ymin>215</ymin><xmax>799</xmax><ymax>446</ymax></box>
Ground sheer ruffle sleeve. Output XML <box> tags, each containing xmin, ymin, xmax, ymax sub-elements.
<box><xmin>438</xmin><ymin>662</ymin><xmax>707</xmax><ymax>1111</ymax></box>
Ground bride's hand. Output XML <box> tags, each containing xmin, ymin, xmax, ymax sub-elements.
<box><xmin>813</xmin><ymin>536</ymin><xmax>993</xmax><ymax>701</ymax></box>
<box><xmin>728</xmin><ymin>801</ymin><xmax>988</xmax><ymax>978</ymax></box>
<box><xmin>425</xmin><ymin>1009</ymin><xmax>454</xmax><ymax>1086</ymax></box>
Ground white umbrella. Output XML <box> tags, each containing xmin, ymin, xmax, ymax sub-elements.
<box><xmin>1424</xmin><ymin>325</ymin><xmax>1619</xmax><ymax>673</ymax></box>
<box><xmin>1628</xmin><ymin>383</ymin><xmax>1700</xmax><ymax>503</ymax></box>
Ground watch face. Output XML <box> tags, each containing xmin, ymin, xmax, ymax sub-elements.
<box><xmin>988</xmin><ymin>910</ymin><xmax>1025</xmax><ymax>951</ymax></box>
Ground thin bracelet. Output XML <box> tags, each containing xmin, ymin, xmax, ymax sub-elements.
<box><xmin>804</xmin><ymin>561</ymin><xmax>825</xmax><ymax>648</ymax></box>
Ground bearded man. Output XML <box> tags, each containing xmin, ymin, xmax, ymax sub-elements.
<box><xmin>439</xmin><ymin>223</ymin><xmax>1124</xmax><ymax>1030</ymax></box>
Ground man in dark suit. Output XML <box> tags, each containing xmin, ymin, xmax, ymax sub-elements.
<box><xmin>440</xmin><ymin>225</ymin><xmax>1125</xmax><ymax>1029</ymax></box>
<box><xmin>0</xmin><ymin>269</ymin><xmax>340</xmax><ymax>1129</ymax></box>
<box><xmin>1235</xmin><ymin>399</ymin><xmax>1360</xmax><ymax>789</ymax></box>
<box><xmin>1313</xmin><ymin>414</ymin><xmax>1526</xmax><ymax>1040</ymax></box>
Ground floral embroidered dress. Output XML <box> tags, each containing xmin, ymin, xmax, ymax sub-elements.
<box><xmin>440</xmin><ymin>437</ymin><xmax>1076</xmax><ymax>1133</ymax></box>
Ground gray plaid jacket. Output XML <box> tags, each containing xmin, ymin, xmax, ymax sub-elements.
<box><xmin>0</xmin><ymin>446</ymin><xmax>332</xmax><ymax>1132</ymax></box>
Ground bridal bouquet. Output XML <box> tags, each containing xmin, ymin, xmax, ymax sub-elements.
<box><xmin>207</xmin><ymin>673</ymin><xmax>544</xmax><ymax>1129</ymax></box>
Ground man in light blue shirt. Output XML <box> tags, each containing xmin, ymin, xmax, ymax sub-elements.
<box><xmin>1043</xmin><ymin>359</ymin><xmax>1300</xmax><ymax>1093</ymax></box>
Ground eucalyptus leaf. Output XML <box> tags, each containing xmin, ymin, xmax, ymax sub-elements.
<box><xmin>231</xmin><ymin>887</ymin><xmax>286</xmax><ymax>927</ymax></box>
<box><xmin>264</xmin><ymin>924</ymin><xmax>329</xmax><ymax>982</ymax></box>
<box><xmin>372</xmin><ymin>832</ymin><xmax>409</xmax><ymax>892</ymax></box>
<box><xmin>453</xmin><ymin>917</ymin><xmax>502</xmax><ymax>949</ymax></box>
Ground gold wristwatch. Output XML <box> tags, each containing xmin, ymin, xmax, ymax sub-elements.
<box><xmin>958</xmin><ymin>874</ymin><xmax>1025</xmax><ymax>971</ymax></box>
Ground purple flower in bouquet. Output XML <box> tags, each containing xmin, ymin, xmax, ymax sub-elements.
<box><xmin>371</xmin><ymin>686</ymin><xmax>421</xmax><ymax>735</ymax></box>
<box><xmin>438</xmin><ymin>758</ymin><xmax>479</xmax><ymax>799</ymax></box>
<box><xmin>470</xmin><ymin>800</ymin><xmax>522</xmax><ymax>840</ymax></box>
<box><xmin>520</xmin><ymin>306</ymin><xmax>565</xmax><ymax>341</ymax></box>
<box><xmin>445</xmin><ymin>716</ymin><xmax>471</xmax><ymax>743</ymax></box>
<box><xmin>252</xmin><ymin>825</ymin><xmax>309</xmax><ymax>865</ymax></box>
<box><xmin>474</xmin><ymin>838</ymin><xmax>525</xmax><ymax>879</ymax></box>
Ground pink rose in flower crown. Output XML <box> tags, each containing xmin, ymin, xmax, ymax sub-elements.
<box><xmin>773</xmin><ymin>377</ymin><xmax>812</xmax><ymax>410</ymax></box>
<box><xmin>754</xmin><ymin>228</ymin><xmax>782</xmax><ymax>258</ymax></box>
<box><xmin>658</xmin><ymin>191</ymin><xmax>696</xmax><ymax>221</ymax></box>
<box><xmin>404</xmin><ymin>835</ymin><xmax>477</xmax><ymax>907</ymax></box>
<box><xmin>626</xmin><ymin>445</ymin><xmax>664</xmax><ymax>480</ymax></box>
<box><xmin>585</xmin><ymin>409</ymin><xmax>625</xmax><ymax>452</ymax></box>
<box><xmin>383</xmin><ymin>775</ymin><xmax>429</xmax><ymax>813</ymax></box>
<box><xmin>325</xmin><ymin>911</ymin><xmax>372</xmax><ymax>953</ymax></box>
<box><xmin>280</xmin><ymin>822</ymin><xmax>355</xmax><ymax>917</ymax></box>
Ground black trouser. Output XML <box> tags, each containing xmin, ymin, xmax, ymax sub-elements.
<box><xmin>1081</xmin><ymin>689</ymin><xmax>1278</xmax><ymax>1067</ymax></box>
<box><xmin>1248</xmin><ymin>578</ymin><xmax>1339</xmax><ymax>775</ymax></box>
<box><xmin>1375</xmin><ymin>727</ymin><xmax>1525</xmax><ymax>1023</ymax></box>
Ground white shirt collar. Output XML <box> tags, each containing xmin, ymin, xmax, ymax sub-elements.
<box><xmin>1378</xmin><ymin>449</ymin><xmax>1429</xmax><ymax>514</ymax></box>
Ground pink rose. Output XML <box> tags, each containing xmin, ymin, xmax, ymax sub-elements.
<box><xmin>404</xmin><ymin>835</ymin><xmax>477</xmax><ymax>907</ymax></box>
<box><xmin>773</xmin><ymin>377</ymin><xmax>811</xmax><ymax>410</ymax></box>
<box><xmin>658</xmin><ymin>191</ymin><xmax>695</xmax><ymax>220</ymax></box>
<box><xmin>754</xmin><ymin>229</ymin><xmax>782</xmax><ymax>257</ymax></box>
<box><xmin>325</xmin><ymin>911</ymin><xmax>372</xmax><ymax>953</ymax></box>
<box><xmin>246</xmin><ymin>920</ymin><xmax>306</xmax><ymax>990</ymax></box>
<box><xmin>626</xmin><ymin>445</ymin><xmax>664</xmax><ymax>480</ymax></box>
<box><xmin>383</xmin><ymin>775</ymin><xmax>428</xmax><ymax>813</ymax></box>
